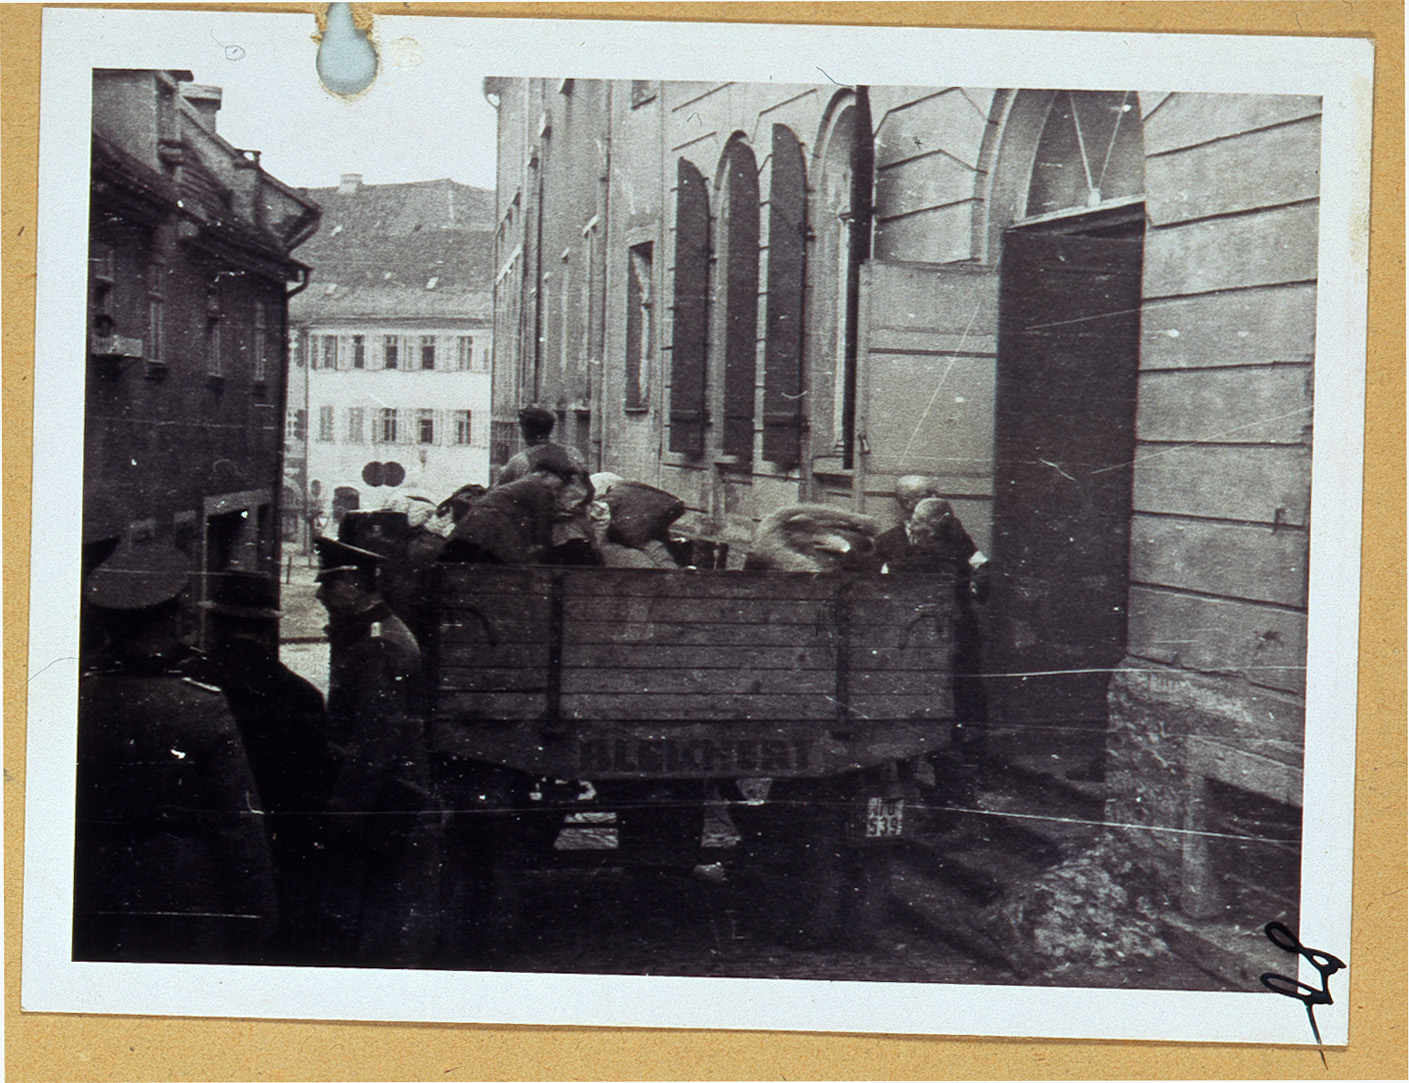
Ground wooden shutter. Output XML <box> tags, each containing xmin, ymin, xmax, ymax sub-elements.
<box><xmin>721</xmin><ymin>142</ymin><xmax>760</xmax><ymax>458</ymax></box>
<box><xmin>762</xmin><ymin>125</ymin><xmax>807</xmax><ymax>468</ymax></box>
<box><xmin>669</xmin><ymin>159</ymin><xmax>709</xmax><ymax>454</ymax></box>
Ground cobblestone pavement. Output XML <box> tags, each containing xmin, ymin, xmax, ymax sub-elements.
<box><xmin>280</xmin><ymin>640</ymin><xmax>329</xmax><ymax>697</ymax></box>
<box><xmin>278</xmin><ymin>559</ymin><xmax>326</xmax><ymax>640</ymax></box>
<box><xmin>279</xmin><ymin>559</ymin><xmax>329</xmax><ymax>695</ymax></box>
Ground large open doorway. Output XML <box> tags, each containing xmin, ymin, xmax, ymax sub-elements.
<box><xmin>983</xmin><ymin>89</ymin><xmax>1147</xmax><ymax>773</ymax></box>
<box><xmin>989</xmin><ymin>207</ymin><xmax>1144</xmax><ymax>767</ymax></box>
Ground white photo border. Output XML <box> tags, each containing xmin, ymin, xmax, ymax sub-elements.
<box><xmin>21</xmin><ymin>6</ymin><xmax>1372</xmax><ymax>1044</ymax></box>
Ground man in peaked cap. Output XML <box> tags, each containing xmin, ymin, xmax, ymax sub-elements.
<box><xmin>313</xmin><ymin>536</ymin><xmax>437</xmax><ymax>965</ymax></box>
<box><xmin>192</xmin><ymin>571</ymin><xmax>333</xmax><ymax>964</ymax></box>
<box><xmin>74</xmin><ymin>542</ymin><xmax>276</xmax><ymax>963</ymax></box>
<box><xmin>84</xmin><ymin>539</ymin><xmax>193</xmax><ymax>613</ymax></box>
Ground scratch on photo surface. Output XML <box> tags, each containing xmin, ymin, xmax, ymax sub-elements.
<box><xmin>1089</xmin><ymin>405</ymin><xmax>1315</xmax><ymax>476</ymax></box>
<box><xmin>898</xmin><ymin>301</ymin><xmax>981</xmax><ymax>468</ymax></box>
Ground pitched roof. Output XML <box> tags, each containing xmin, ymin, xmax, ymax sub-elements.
<box><xmin>298</xmin><ymin>285</ymin><xmax>493</xmax><ymax>322</ymax></box>
<box><xmin>290</xmin><ymin>177</ymin><xmax>495</xmax><ymax>322</ymax></box>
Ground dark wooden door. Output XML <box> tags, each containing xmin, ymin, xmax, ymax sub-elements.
<box><xmin>990</xmin><ymin>227</ymin><xmax>1143</xmax><ymax>746</ymax></box>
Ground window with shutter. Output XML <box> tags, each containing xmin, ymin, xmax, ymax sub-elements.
<box><xmin>763</xmin><ymin>125</ymin><xmax>807</xmax><ymax>468</ymax></box>
<box><xmin>669</xmin><ymin>158</ymin><xmax>710</xmax><ymax>455</ymax></box>
<box><xmin>146</xmin><ymin>258</ymin><xmax>166</xmax><ymax>366</ymax></box>
<box><xmin>253</xmin><ymin>302</ymin><xmax>269</xmax><ymax>383</ymax></box>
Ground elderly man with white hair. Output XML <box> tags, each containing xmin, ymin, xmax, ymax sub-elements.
<box><xmin>875</xmin><ymin>475</ymin><xmax>987</xmax><ymax>576</ymax></box>
<box><xmin>873</xmin><ymin>477</ymin><xmax>989</xmax><ymax>780</ymax></box>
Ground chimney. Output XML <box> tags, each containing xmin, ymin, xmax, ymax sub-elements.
<box><xmin>179</xmin><ymin>84</ymin><xmax>223</xmax><ymax>132</ymax></box>
<box><xmin>339</xmin><ymin>173</ymin><xmax>363</xmax><ymax>195</ymax></box>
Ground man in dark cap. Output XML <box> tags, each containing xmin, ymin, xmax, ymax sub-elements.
<box><xmin>494</xmin><ymin>405</ymin><xmax>588</xmax><ymax>487</ymax></box>
<box><xmin>191</xmin><ymin>572</ymin><xmax>332</xmax><ymax>963</ymax></box>
<box><xmin>74</xmin><ymin>542</ymin><xmax>276</xmax><ymax>963</ymax></box>
<box><xmin>313</xmin><ymin>537</ymin><xmax>437</xmax><ymax>966</ymax></box>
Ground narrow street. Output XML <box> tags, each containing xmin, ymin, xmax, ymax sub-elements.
<box><xmin>464</xmin><ymin>862</ymin><xmax>1007</xmax><ymax>983</ymax></box>
<box><xmin>279</xmin><ymin>558</ymin><xmax>330</xmax><ymax>695</ymax></box>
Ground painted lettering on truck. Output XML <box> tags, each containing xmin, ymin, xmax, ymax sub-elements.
<box><xmin>578</xmin><ymin>737</ymin><xmax>812</xmax><ymax>775</ymax></box>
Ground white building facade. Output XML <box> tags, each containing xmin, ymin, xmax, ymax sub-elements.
<box><xmin>285</xmin><ymin>175</ymin><xmax>497</xmax><ymax>537</ymax></box>
<box><xmin>300</xmin><ymin>316</ymin><xmax>492</xmax><ymax>525</ymax></box>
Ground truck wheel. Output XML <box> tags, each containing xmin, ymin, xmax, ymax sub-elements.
<box><xmin>740</xmin><ymin>791</ymin><xmax>894</xmax><ymax>948</ymax></box>
<box><xmin>755</xmin><ymin>798</ymin><xmax>848</xmax><ymax>948</ymax></box>
<box><xmin>780</xmin><ymin>843</ymin><xmax>894</xmax><ymax>948</ymax></box>
<box><xmin>786</xmin><ymin>830</ymin><xmax>848</xmax><ymax>946</ymax></box>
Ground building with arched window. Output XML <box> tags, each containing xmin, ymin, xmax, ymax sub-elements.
<box><xmin>487</xmin><ymin>78</ymin><xmax>1322</xmax><ymax>979</ymax></box>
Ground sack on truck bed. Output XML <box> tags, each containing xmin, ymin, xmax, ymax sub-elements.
<box><xmin>439</xmin><ymin>476</ymin><xmax>560</xmax><ymax>564</ymax></box>
<box><xmin>602</xmin><ymin>481</ymin><xmax>685</xmax><ymax>549</ymax></box>
<box><xmin>742</xmin><ymin>504</ymin><xmax>882</xmax><ymax>573</ymax></box>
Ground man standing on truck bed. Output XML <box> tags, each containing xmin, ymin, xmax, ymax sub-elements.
<box><xmin>874</xmin><ymin>479</ymin><xmax>991</xmax><ymax>824</ymax></box>
<box><xmin>493</xmin><ymin>405</ymin><xmax>588</xmax><ymax>487</ymax></box>
<box><xmin>314</xmin><ymin>537</ymin><xmax>437</xmax><ymax>966</ymax></box>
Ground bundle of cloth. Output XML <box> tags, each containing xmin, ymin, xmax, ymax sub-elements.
<box><xmin>741</xmin><ymin>504</ymin><xmax>883</xmax><ymax>573</ymax></box>
<box><xmin>588</xmin><ymin>473</ymin><xmax>686</xmax><ymax>568</ymax></box>
<box><xmin>439</xmin><ymin>445</ymin><xmax>595</xmax><ymax>564</ymax></box>
<box><xmin>435</xmin><ymin>453</ymin><xmax>690</xmax><ymax>568</ymax></box>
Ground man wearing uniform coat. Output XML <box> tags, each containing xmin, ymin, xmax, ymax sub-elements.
<box><xmin>74</xmin><ymin>543</ymin><xmax>276</xmax><ymax>963</ymax></box>
<box><xmin>193</xmin><ymin>572</ymin><xmax>333</xmax><ymax>963</ymax></box>
<box><xmin>314</xmin><ymin>537</ymin><xmax>437</xmax><ymax>966</ymax></box>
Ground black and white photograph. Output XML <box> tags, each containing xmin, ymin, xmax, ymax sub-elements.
<box><xmin>21</xmin><ymin>5</ymin><xmax>1372</xmax><ymax>1044</ymax></box>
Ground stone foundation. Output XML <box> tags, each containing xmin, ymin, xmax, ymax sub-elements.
<box><xmin>1106</xmin><ymin>662</ymin><xmax>1304</xmax><ymax>924</ymax></box>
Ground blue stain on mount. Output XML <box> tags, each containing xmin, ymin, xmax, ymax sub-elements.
<box><xmin>317</xmin><ymin>3</ymin><xmax>378</xmax><ymax>97</ymax></box>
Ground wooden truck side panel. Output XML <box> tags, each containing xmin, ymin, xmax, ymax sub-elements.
<box><xmin>427</xmin><ymin>566</ymin><xmax>957</xmax><ymax>779</ymax></box>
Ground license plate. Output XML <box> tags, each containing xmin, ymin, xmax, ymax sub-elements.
<box><xmin>864</xmin><ymin>796</ymin><xmax>904</xmax><ymax>839</ymax></box>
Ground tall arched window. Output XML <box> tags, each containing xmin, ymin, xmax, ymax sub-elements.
<box><xmin>718</xmin><ymin>138</ymin><xmax>760</xmax><ymax>460</ymax></box>
<box><xmin>817</xmin><ymin>103</ymin><xmax>854</xmax><ymax>459</ymax></box>
<box><xmin>669</xmin><ymin>158</ymin><xmax>710</xmax><ymax>455</ymax></box>
<box><xmin>762</xmin><ymin>125</ymin><xmax>807</xmax><ymax>469</ymax></box>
